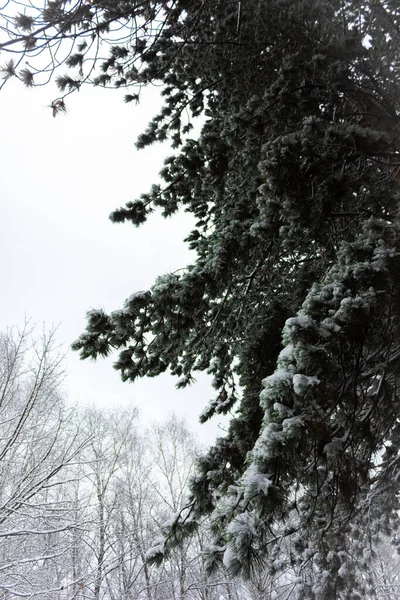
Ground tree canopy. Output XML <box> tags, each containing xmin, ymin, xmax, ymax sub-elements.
<box><xmin>3</xmin><ymin>0</ymin><xmax>400</xmax><ymax>596</ymax></box>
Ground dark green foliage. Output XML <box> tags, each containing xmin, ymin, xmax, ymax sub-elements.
<box><xmin>71</xmin><ymin>2</ymin><xmax>400</xmax><ymax>592</ymax></box>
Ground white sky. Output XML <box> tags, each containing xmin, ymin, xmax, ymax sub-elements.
<box><xmin>0</xmin><ymin>80</ymin><xmax>228</xmax><ymax>445</ymax></box>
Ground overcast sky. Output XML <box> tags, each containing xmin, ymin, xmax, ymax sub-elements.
<box><xmin>0</xmin><ymin>79</ymin><xmax>228</xmax><ymax>444</ymax></box>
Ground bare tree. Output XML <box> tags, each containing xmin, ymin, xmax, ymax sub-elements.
<box><xmin>368</xmin><ymin>536</ymin><xmax>400</xmax><ymax>600</ymax></box>
<box><xmin>146</xmin><ymin>416</ymin><xmax>239</xmax><ymax>600</ymax></box>
<box><xmin>71</xmin><ymin>406</ymin><xmax>144</xmax><ymax>600</ymax></box>
<box><xmin>0</xmin><ymin>324</ymin><xmax>88</xmax><ymax>599</ymax></box>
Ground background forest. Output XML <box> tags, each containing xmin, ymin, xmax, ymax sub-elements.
<box><xmin>0</xmin><ymin>325</ymin><xmax>227</xmax><ymax>599</ymax></box>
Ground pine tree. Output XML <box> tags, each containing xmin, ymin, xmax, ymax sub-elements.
<box><xmin>3</xmin><ymin>0</ymin><xmax>400</xmax><ymax>595</ymax></box>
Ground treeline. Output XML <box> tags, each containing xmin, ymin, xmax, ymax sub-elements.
<box><xmin>0</xmin><ymin>325</ymin><xmax>249</xmax><ymax>599</ymax></box>
<box><xmin>0</xmin><ymin>325</ymin><xmax>398</xmax><ymax>600</ymax></box>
